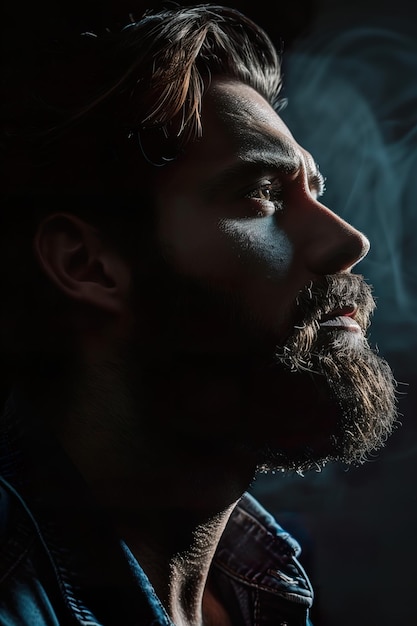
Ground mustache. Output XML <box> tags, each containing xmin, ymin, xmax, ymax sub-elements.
<box><xmin>295</xmin><ymin>273</ymin><xmax>375</xmax><ymax>330</ymax></box>
<box><xmin>277</xmin><ymin>273</ymin><xmax>376</xmax><ymax>366</ymax></box>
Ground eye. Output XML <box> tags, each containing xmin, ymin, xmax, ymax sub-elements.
<box><xmin>245</xmin><ymin>179</ymin><xmax>284</xmax><ymax>217</ymax></box>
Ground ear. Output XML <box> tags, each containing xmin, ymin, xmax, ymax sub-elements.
<box><xmin>33</xmin><ymin>213</ymin><xmax>131</xmax><ymax>315</ymax></box>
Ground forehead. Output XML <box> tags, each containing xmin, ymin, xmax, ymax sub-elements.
<box><xmin>205</xmin><ymin>78</ymin><xmax>297</xmax><ymax>158</ymax></box>
<box><xmin>170</xmin><ymin>78</ymin><xmax>315</xmax><ymax>180</ymax></box>
<box><xmin>161</xmin><ymin>79</ymin><xmax>315</xmax><ymax>187</ymax></box>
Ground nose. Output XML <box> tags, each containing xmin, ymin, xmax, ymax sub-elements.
<box><xmin>299</xmin><ymin>200</ymin><xmax>370</xmax><ymax>276</ymax></box>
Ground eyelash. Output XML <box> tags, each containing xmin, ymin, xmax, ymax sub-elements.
<box><xmin>245</xmin><ymin>180</ymin><xmax>284</xmax><ymax>216</ymax></box>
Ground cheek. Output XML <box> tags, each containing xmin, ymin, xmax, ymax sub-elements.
<box><xmin>219</xmin><ymin>217</ymin><xmax>294</xmax><ymax>279</ymax></box>
<box><xmin>218</xmin><ymin>218</ymin><xmax>301</xmax><ymax>334</ymax></box>
<box><xmin>157</xmin><ymin>196</ymin><xmax>228</xmax><ymax>276</ymax></box>
<box><xmin>157</xmin><ymin>196</ymin><xmax>294</xmax><ymax>297</ymax></box>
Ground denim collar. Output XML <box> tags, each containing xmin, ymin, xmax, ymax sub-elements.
<box><xmin>0</xmin><ymin>390</ymin><xmax>313</xmax><ymax>625</ymax></box>
<box><xmin>213</xmin><ymin>492</ymin><xmax>313</xmax><ymax>605</ymax></box>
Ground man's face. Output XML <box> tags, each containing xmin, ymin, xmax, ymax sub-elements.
<box><xmin>133</xmin><ymin>78</ymin><xmax>396</xmax><ymax>472</ymax></box>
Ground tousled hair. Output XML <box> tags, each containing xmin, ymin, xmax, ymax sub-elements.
<box><xmin>3</xmin><ymin>4</ymin><xmax>282</xmax><ymax>200</ymax></box>
<box><xmin>77</xmin><ymin>4</ymin><xmax>283</xmax><ymax>157</ymax></box>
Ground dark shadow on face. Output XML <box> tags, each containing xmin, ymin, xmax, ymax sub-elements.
<box><xmin>122</xmin><ymin>250</ymin><xmax>397</xmax><ymax>475</ymax></box>
<box><xmin>112</xmin><ymin>79</ymin><xmax>397</xmax><ymax>475</ymax></box>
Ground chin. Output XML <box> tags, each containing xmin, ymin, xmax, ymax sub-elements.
<box><xmin>253</xmin><ymin>326</ymin><xmax>398</xmax><ymax>475</ymax></box>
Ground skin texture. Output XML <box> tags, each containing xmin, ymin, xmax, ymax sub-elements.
<box><xmin>156</xmin><ymin>79</ymin><xmax>368</xmax><ymax>335</ymax></box>
<box><xmin>33</xmin><ymin>78</ymin><xmax>378</xmax><ymax>626</ymax></box>
<box><xmin>146</xmin><ymin>79</ymin><xmax>373</xmax><ymax>458</ymax></box>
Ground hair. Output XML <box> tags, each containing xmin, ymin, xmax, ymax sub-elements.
<box><xmin>0</xmin><ymin>4</ymin><xmax>283</xmax><ymax>383</ymax></box>
<box><xmin>2</xmin><ymin>3</ymin><xmax>282</xmax><ymax>200</ymax></box>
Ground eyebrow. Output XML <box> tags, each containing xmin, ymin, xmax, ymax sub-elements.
<box><xmin>202</xmin><ymin>147</ymin><xmax>326</xmax><ymax>200</ymax></box>
<box><xmin>308</xmin><ymin>170</ymin><xmax>326</xmax><ymax>196</ymax></box>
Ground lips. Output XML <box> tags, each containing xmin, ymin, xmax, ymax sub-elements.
<box><xmin>319</xmin><ymin>306</ymin><xmax>362</xmax><ymax>333</ymax></box>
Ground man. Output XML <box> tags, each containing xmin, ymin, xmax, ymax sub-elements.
<box><xmin>0</xmin><ymin>4</ymin><xmax>397</xmax><ymax>625</ymax></box>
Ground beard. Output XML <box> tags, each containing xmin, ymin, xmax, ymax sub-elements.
<box><xmin>257</xmin><ymin>273</ymin><xmax>398</xmax><ymax>474</ymax></box>
<box><xmin>126</xmin><ymin>260</ymin><xmax>398</xmax><ymax>475</ymax></box>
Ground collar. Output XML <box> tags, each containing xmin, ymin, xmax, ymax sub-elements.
<box><xmin>0</xmin><ymin>390</ymin><xmax>313</xmax><ymax>625</ymax></box>
<box><xmin>213</xmin><ymin>492</ymin><xmax>313</xmax><ymax>606</ymax></box>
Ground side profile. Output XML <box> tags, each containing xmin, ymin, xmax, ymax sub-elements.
<box><xmin>0</xmin><ymin>4</ymin><xmax>397</xmax><ymax>625</ymax></box>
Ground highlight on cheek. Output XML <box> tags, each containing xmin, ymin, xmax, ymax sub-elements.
<box><xmin>218</xmin><ymin>215</ymin><xmax>294</xmax><ymax>276</ymax></box>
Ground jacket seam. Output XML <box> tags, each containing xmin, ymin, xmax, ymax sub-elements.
<box><xmin>0</xmin><ymin>531</ymin><xmax>36</xmax><ymax>585</ymax></box>
<box><xmin>0</xmin><ymin>478</ymin><xmax>99</xmax><ymax>625</ymax></box>
<box><xmin>212</xmin><ymin>560</ymin><xmax>312</xmax><ymax>606</ymax></box>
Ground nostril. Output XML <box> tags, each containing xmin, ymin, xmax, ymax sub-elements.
<box><xmin>305</xmin><ymin>227</ymin><xmax>370</xmax><ymax>276</ymax></box>
<box><xmin>321</xmin><ymin>249</ymin><xmax>366</xmax><ymax>275</ymax></box>
<box><xmin>298</xmin><ymin>196</ymin><xmax>371</xmax><ymax>276</ymax></box>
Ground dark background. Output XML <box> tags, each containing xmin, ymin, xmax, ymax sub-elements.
<box><xmin>3</xmin><ymin>1</ymin><xmax>417</xmax><ymax>624</ymax></box>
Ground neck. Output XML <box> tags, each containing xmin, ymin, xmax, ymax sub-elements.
<box><xmin>87</xmin><ymin>449</ymin><xmax>253</xmax><ymax>626</ymax></box>
<box><xmin>119</xmin><ymin>503</ymin><xmax>236</xmax><ymax>626</ymax></box>
<box><xmin>101</xmin><ymin>449</ymin><xmax>255</xmax><ymax>626</ymax></box>
<box><xmin>28</xmin><ymin>367</ymin><xmax>258</xmax><ymax>626</ymax></box>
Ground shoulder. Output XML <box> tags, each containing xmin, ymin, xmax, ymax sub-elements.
<box><xmin>0</xmin><ymin>478</ymin><xmax>61</xmax><ymax>626</ymax></box>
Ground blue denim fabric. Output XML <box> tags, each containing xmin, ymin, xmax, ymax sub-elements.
<box><xmin>0</xmin><ymin>394</ymin><xmax>314</xmax><ymax>625</ymax></box>
<box><xmin>211</xmin><ymin>494</ymin><xmax>314</xmax><ymax>626</ymax></box>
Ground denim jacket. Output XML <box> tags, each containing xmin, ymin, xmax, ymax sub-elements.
<box><xmin>0</xmin><ymin>393</ymin><xmax>314</xmax><ymax>625</ymax></box>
